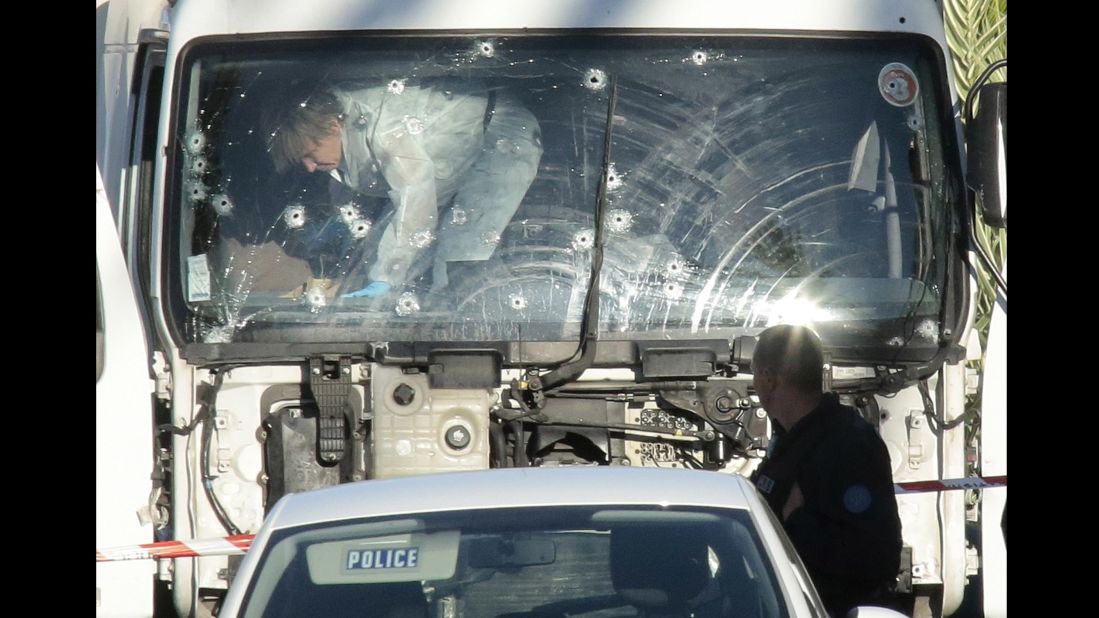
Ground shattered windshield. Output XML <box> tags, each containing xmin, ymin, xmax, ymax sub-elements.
<box><xmin>171</xmin><ymin>35</ymin><xmax>957</xmax><ymax>354</ymax></box>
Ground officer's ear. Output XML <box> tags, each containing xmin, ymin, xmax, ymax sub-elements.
<box><xmin>326</xmin><ymin>118</ymin><xmax>342</xmax><ymax>136</ymax></box>
<box><xmin>753</xmin><ymin>366</ymin><xmax>774</xmax><ymax>391</ymax></box>
<box><xmin>755</xmin><ymin>366</ymin><xmax>771</xmax><ymax>382</ymax></box>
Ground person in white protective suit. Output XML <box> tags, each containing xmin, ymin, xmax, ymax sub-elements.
<box><xmin>263</xmin><ymin>79</ymin><xmax>543</xmax><ymax>298</ymax></box>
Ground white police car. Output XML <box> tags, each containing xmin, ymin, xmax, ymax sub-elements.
<box><xmin>218</xmin><ymin>467</ymin><xmax>904</xmax><ymax>617</ymax></box>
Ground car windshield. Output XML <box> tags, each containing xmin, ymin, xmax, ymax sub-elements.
<box><xmin>171</xmin><ymin>35</ymin><xmax>957</xmax><ymax>357</ymax></box>
<box><xmin>239</xmin><ymin>505</ymin><xmax>789</xmax><ymax>618</ymax></box>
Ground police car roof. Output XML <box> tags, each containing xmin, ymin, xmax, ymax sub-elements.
<box><xmin>267</xmin><ymin>467</ymin><xmax>756</xmax><ymax>530</ymax></box>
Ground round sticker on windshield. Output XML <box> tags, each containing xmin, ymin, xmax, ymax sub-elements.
<box><xmin>878</xmin><ymin>63</ymin><xmax>919</xmax><ymax>107</ymax></box>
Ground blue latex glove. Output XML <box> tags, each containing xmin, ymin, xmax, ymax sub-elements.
<box><xmin>341</xmin><ymin>281</ymin><xmax>392</xmax><ymax>298</ymax></box>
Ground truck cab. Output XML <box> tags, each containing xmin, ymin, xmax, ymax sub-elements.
<box><xmin>96</xmin><ymin>1</ymin><xmax>1006</xmax><ymax>616</ymax></box>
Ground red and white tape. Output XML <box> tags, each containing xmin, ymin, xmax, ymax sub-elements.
<box><xmin>894</xmin><ymin>474</ymin><xmax>1006</xmax><ymax>494</ymax></box>
<box><xmin>96</xmin><ymin>475</ymin><xmax>1007</xmax><ymax>562</ymax></box>
<box><xmin>96</xmin><ymin>534</ymin><xmax>254</xmax><ymax>562</ymax></box>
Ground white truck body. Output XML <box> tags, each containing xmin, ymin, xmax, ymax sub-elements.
<box><xmin>97</xmin><ymin>165</ymin><xmax>157</xmax><ymax>616</ymax></box>
<box><xmin>96</xmin><ymin>1</ymin><xmax>1004</xmax><ymax>616</ymax></box>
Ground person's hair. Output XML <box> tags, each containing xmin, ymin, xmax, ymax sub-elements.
<box><xmin>751</xmin><ymin>324</ymin><xmax>824</xmax><ymax>393</ymax></box>
<box><xmin>260</xmin><ymin>81</ymin><xmax>344</xmax><ymax>174</ymax></box>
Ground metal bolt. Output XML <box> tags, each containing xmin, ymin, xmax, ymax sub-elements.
<box><xmin>445</xmin><ymin>425</ymin><xmax>472</xmax><ymax>450</ymax></box>
<box><xmin>342</xmin><ymin>366</ymin><xmax>351</xmax><ymax>375</ymax></box>
<box><xmin>715</xmin><ymin>396</ymin><xmax>734</xmax><ymax>413</ymax></box>
<box><xmin>312</xmin><ymin>367</ymin><xmax>321</xmax><ymax>375</ymax></box>
<box><xmin>755</xmin><ymin>409</ymin><xmax>767</xmax><ymax>419</ymax></box>
<box><xmin>259</xmin><ymin>473</ymin><xmax>269</xmax><ymax>483</ymax></box>
<box><xmin>393</xmin><ymin>383</ymin><xmax>416</xmax><ymax>406</ymax></box>
<box><xmin>943</xmin><ymin>329</ymin><xmax>952</xmax><ymax>337</ymax></box>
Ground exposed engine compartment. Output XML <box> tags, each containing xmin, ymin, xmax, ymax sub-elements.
<box><xmin>162</xmin><ymin>341</ymin><xmax>952</xmax><ymax>617</ymax></box>
<box><xmin>196</xmin><ymin>353</ymin><xmax>778</xmax><ymax>533</ymax></box>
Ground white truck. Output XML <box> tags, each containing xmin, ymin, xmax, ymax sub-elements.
<box><xmin>96</xmin><ymin>1</ymin><xmax>1006</xmax><ymax>616</ymax></box>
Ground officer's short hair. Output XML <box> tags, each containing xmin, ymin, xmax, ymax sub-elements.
<box><xmin>752</xmin><ymin>324</ymin><xmax>824</xmax><ymax>393</ymax></box>
<box><xmin>261</xmin><ymin>82</ymin><xmax>344</xmax><ymax>174</ymax></box>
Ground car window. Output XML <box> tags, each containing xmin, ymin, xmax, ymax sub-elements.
<box><xmin>240</xmin><ymin>506</ymin><xmax>790</xmax><ymax>618</ymax></box>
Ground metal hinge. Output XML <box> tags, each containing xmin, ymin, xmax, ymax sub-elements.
<box><xmin>152</xmin><ymin>351</ymin><xmax>172</xmax><ymax>401</ymax></box>
<box><xmin>964</xmin><ymin>365</ymin><xmax>981</xmax><ymax>397</ymax></box>
<box><xmin>965</xmin><ymin>542</ymin><xmax>980</xmax><ymax>577</ymax></box>
<box><xmin>906</xmin><ymin>410</ymin><xmax>926</xmax><ymax>470</ymax></box>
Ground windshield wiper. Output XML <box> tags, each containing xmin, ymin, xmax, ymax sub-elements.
<box><xmin>511</xmin><ymin>75</ymin><xmax>619</xmax><ymax>409</ymax></box>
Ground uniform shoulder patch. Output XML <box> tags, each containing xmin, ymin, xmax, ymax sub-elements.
<box><xmin>843</xmin><ymin>484</ymin><xmax>873</xmax><ymax>514</ymax></box>
<box><xmin>757</xmin><ymin>475</ymin><xmax>775</xmax><ymax>494</ymax></box>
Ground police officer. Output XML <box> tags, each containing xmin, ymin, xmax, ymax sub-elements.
<box><xmin>750</xmin><ymin>324</ymin><xmax>903</xmax><ymax>617</ymax></box>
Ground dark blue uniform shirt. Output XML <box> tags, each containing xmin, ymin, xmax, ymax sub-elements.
<box><xmin>752</xmin><ymin>393</ymin><xmax>903</xmax><ymax>616</ymax></box>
